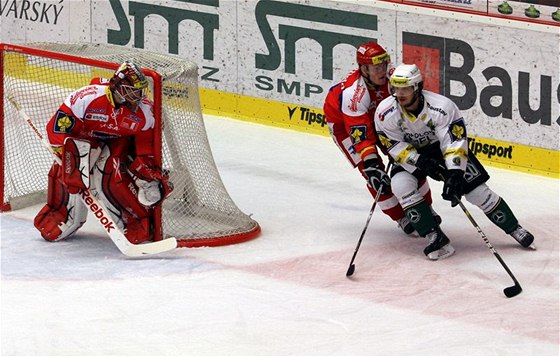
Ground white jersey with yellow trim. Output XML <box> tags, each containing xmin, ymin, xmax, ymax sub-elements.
<box><xmin>374</xmin><ymin>90</ymin><xmax>469</xmax><ymax>173</ymax></box>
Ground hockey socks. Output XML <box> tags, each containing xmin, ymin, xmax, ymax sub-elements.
<box><xmin>485</xmin><ymin>198</ymin><xmax>534</xmax><ymax>248</ymax></box>
<box><xmin>485</xmin><ymin>198</ymin><xmax>519</xmax><ymax>234</ymax></box>
<box><xmin>404</xmin><ymin>200</ymin><xmax>454</xmax><ymax>260</ymax></box>
<box><xmin>404</xmin><ymin>200</ymin><xmax>438</xmax><ymax>237</ymax></box>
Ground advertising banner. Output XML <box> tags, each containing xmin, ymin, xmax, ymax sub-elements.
<box><xmin>0</xmin><ymin>0</ymin><xmax>89</xmax><ymax>42</ymax></box>
<box><xmin>489</xmin><ymin>0</ymin><xmax>560</xmax><ymax>24</ymax></box>
<box><xmin>92</xmin><ymin>0</ymin><xmax>238</xmax><ymax>92</ymax></box>
<box><xmin>402</xmin><ymin>0</ymin><xmax>488</xmax><ymax>12</ymax></box>
<box><xmin>384</xmin><ymin>0</ymin><xmax>560</xmax><ymax>25</ymax></box>
<box><xmin>1</xmin><ymin>0</ymin><xmax>558</xmax><ymax>175</ymax></box>
<box><xmin>234</xmin><ymin>0</ymin><xmax>397</xmax><ymax>129</ymax></box>
<box><xmin>398</xmin><ymin>15</ymin><xmax>559</xmax><ymax>151</ymax></box>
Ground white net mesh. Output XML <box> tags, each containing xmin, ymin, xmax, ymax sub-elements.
<box><xmin>1</xmin><ymin>42</ymin><xmax>260</xmax><ymax>247</ymax></box>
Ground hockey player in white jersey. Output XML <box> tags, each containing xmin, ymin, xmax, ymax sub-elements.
<box><xmin>374</xmin><ymin>63</ymin><xmax>534</xmax><ymax>260</ymax></box>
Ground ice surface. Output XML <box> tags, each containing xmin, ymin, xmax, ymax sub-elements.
<box><xmin>1</xmin><ymin>115</ymin><xmax>558</xmax><ymax>355</ymax></box>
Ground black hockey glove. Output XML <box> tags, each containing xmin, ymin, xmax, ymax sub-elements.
<box><xmin>363</xmin><ymin>155</ymin><xmax>391</xmax><ymax>195</ymax></box>
<box><xmin>416</xmin><ymin>154</ymin><xmax>446</xmax><ymax>181</ymax></box>
<box><xmin>442</xmin><ymin>169</ymin><xmax>465</xmax><ymax>207</ymax></box>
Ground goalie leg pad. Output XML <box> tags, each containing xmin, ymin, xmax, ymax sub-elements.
<box><xmin>61</xmin><ymin>138</ymin><xmax>93</xmax><ymax>194</ymax></box>
<box><xmin>91</xmin><ymin>140</ymin><xmax>153</xmax><ymax>244</ymax></box>
<box><xmin>34</xmin><ymin>164</ymin><xmax>87</xmax><ymax>241</ymax></box>
<box><xmin>121</xmin><ymin>211</ymin><xmax>153</xmax><ymax>244</ymax></box>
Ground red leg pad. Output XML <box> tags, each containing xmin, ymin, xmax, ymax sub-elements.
<box><xmin>97</xmin><ymin>139</ymin><xmax>153</xmax><ymax>244</ymax></box>
<box><xmin>121</xmin><ymin>212</ymin><xmax>152</xmax><ymax>244</ymax></box>
<box><xmin>34</xmin><ymin>164</ymin><xmax>70</xmax><ymax>241</ymax></box>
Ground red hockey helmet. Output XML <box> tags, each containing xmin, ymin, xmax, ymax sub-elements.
<box><xmin>356</xmin><ymin>41</ymin><xmax>390</xmax><ymax>66</ymax></box>
<box><xmin>110</xmin><ymin>60</ymin><xmax>148</xmax><ymax>105</ymax></box>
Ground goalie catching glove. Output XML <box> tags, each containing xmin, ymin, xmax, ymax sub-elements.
<box><xmin>129</xmin><ymin>156</ymin><xmax>173</xmax><ymax>206</ymax></box>
<box><xmin>363</xmin><ymin>154</ymin><xmax>391</xmax><ymax>195</ymax></box>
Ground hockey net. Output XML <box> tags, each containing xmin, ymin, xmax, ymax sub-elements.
<box><xmin>0</xmin><ymin>42</ymin><xmax>260</xmax><ymax>247</ymax></box>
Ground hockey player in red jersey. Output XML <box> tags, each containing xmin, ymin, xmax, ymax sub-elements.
<box><xmin>34</xmin><ymin>61</ymin><xmax>173</xmax><ymax>244</ymax></box>
<box><xmin>323</xmin><ymin>42</ymin><xmax>438</xmax><ymax>234</ymax></box>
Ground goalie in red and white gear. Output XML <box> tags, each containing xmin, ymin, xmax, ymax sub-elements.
<box><xmin>34</xmin><ymin>60</ymin><xmax>173</xmax><ymax>244</ymax></box>
<box><xmin>323</xmin><ymin>41</ymin><xmax>439</xmax><ymax>235</ymax></box>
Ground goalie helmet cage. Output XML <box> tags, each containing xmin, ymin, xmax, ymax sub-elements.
<box><xmin>0</xmin><ymin>42</ymin><xmax>261</xmax><ymax>248</ymax></box>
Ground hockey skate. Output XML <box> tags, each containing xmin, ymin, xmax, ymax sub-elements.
<box><xmin>510</xmin><ymin>225</ymin><xmax>535</xmax><ymax>249</ymax></box>
<box><xmin>423</xmin><ymin>227</ymin><xmax>455</xmax><ymax>260</ymax></box>
<box><xmin>397</xmin><ymin>216</ymin><xmax>415</xmax><ymax>235</ymax></box>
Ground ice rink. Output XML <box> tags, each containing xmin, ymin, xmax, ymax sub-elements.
<box><xmin>1</xmin><ymin>115</ymin><xmax>559</xmax><ymax>355</ymax></box>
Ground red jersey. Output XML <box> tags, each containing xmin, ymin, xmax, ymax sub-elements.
<box><xmin>46</xmin><ymin>78</ymin><xmax>156</xmax><ymax>157</ymax></box>
<box><xmin>323</xmin><ymin>69</ymin><xmax>391</xmax><ymax>159</ymax></box>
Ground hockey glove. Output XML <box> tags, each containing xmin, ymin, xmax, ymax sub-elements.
<box><xmin>416</xmin><ymin>154</ymin><xmax>446</xmax><ymax>181</ymax></box>
<box><xmin>442</xmin><ymin>169</ymin><xmax>465</xmax><ymax>207</ymax></box>
<box><xmin>129</xmin><ymin>156</ymin><xmax>173</xmax><ymax>206</ymax></box>
<box><xmin>135</xmin><ymin>178</ymin><xmax>173</xmax><ymax>207</ymax></box>
<box><xmin>363</xmin><ymin>154</ymin><xmax>391</xmax><ymax>195</ymax></box>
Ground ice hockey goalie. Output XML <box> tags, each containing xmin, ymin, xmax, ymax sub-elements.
<box><xmin>33</xmin><ymin>61</ymin><xmax>173</xmax><ymax>244</ymax></box>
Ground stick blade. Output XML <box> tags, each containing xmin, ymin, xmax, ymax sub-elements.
<box><xmin>346</xmin><ymin>264</ymin><xmax>355</xmax><ymax>277</ymax></box>
<box><xmin>124</xmin><ymin>237</ymin><xmax>178</xmax><ymax>257</ymax></box>
<box><xmin>503</xmin><ymin>283</ymin><xmax>522</xmax><ymax>298</ymax></box>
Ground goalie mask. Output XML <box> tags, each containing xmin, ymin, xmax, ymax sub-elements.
<box><xmin>110</xmin><ymin>61</ymin><xmax>148</xmax><ymax>106</ymax></box>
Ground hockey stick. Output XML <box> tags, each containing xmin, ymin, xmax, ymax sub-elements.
<box><xmin>8</xmin><ymin>95</ymin><xmax>177</xmax><ymax>257</ymax></box>
<box><xmin>346</xmin><ymin>161</ymin><xmax>392</xmax><ymax>277</ymax></box>
<box><xmin>442</xmin><ymin>173</ymin><xmax>521</xmax><ymax>297</ymax></box>
<box><xmin>454</xmin><ymin>199</ymin><xmax>522</xmax><ymax>298</ymax></box>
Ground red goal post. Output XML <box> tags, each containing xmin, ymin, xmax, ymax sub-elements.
<box><xmin>1</xmin><ymin>42</ymin><xmax>260</xmax><ymax>247</ymax></box>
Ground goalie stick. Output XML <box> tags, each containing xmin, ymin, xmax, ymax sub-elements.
<box><xmin>8</xmin><ymin>95</ymin><xmax>178</xmax><ymax>257</ymax></box>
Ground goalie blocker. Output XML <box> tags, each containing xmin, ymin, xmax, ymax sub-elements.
<box><xmin>35</xmin><ymin>137</ymin><xmax>172</xmax><ymax>244</ymax></box>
